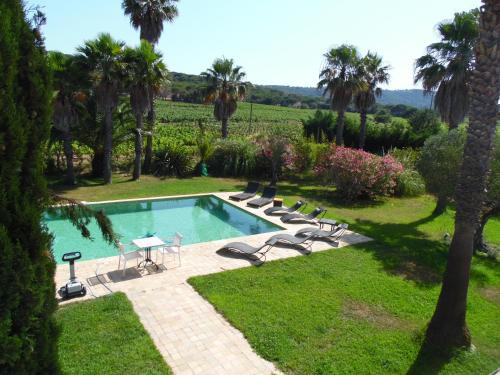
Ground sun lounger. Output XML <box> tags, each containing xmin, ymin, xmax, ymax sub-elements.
<box><xmin>247</xmin><ymin>186</ymin><xmax>277</xmax><ymax>208</ymax></box>
<box><xmin>229</xmin><ymin>181</ymin><xmax>260</xmax><ymax>201</ymax></box>
<box><xmin>295</xmin><ymin>223</ymin><xmax>349</xmax><ymax>242</ymax></box>
<box><xmin>280</xmin><ymin>207</ymin><xmax>326</xmax><ymax>224</ymax></box>
<box><xmin>264</xmin><ymin>200</ymin><xmax>306</xmax><ymax>216</ymax></box>
<box><xmin>267</xmin><ymin>233</ymin><xmax>315</xmax><ymax>251</ymax></box>
<box><xmin>218</xmin><ymin>238</ymin><xmax>278</xmax><ymax>262</ymax></box>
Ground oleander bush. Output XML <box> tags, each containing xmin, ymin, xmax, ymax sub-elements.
<box><xmin>315</xmin><ymin>145</ymin><xmax>403</xmax><ymax>200</ymax></box>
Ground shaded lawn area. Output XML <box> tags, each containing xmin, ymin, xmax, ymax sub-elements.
<box><xmin>49</xmin><ymin>174</ymin><xmax>245</xmax><ymax>202</ymax></box>
<box><xmin>53</xmin><ymin>175</ymin><xmax>499</xmax><ymax>374</ymax></box>
<box><xmin>56</xmin><ymin>292</ymin><xmax>171</xmax><ymax>375</ymax></box>
<box><xmin>189</xmin><ymin>244</ymin><xmax>499</xmax><ymax>374</ymax></box>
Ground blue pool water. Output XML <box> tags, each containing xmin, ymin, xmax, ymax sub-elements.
<box><xmin>44</xmin><ymin>195</ymin><xmax>282</xmax><ymax>263</ymax></box>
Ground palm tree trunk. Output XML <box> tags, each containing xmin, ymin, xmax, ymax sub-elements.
<box><xmin>433</xmin><ymin>195</ymin><xmax>448</xmax><ymax>216</ymax></box>
<box><xmin>358</xmin><ymin>110</ymin><xmax>367</xmax><ymax>149</ymax></box>
<box><xmin>336</xmin><ymin>109</ymin><xmax>345</xmax><ymax>146</ymax></box>
<box><xmin>474</xmin><ymin>203</ymin><xmax>499</xmax><ymax>252</ymax></box>
<box><xmin>102</xmin><ymin>109</ymin><xmax>113</xmax><ymax>184</ymax></box>
<box><xmin>221</xmin><ymin>118</ymin><xmax>229</xmax><ymax>139</ymax></box>
<box><xmin>133</xmin><ymin>113</ymin><xmax>143</xmax><ymax>180</ymax></box>
<box><xmin>425</xmin><ymin>0</ymin><xmax>499</xmax><ymax>349</ymax></box>
<box><xmin>91</xmin><ymin>148</ymin><xmax>104</xmax><ymax>178</ymax></box>
<box><xmin>143</xmin><ymin>100</ymin><xmax>154</xmax><ymax>174</ymax></box>
<box><xmin>61</xmin><ymin>130</ymin><xmax>75</xmax><ymax>185</ymax></box>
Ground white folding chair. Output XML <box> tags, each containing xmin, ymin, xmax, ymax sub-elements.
<box><xmin>117</xmin><ymin>242</ymin><xmax>143</xmax><ymax>276</ymax></box>
<box><xmin>156</xmin><ymin>233</ymin><xmax>183</xmax><ymax>267</ymax></box>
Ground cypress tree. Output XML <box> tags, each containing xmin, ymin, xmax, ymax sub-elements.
<box><xmin>0</xmin><ymin>1</ymin><xmax>58</xmax><ymax>373</ymax></box>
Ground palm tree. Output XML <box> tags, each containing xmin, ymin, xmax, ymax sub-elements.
<box><xmin>122</xmin><ymin>0</ymin><xmax>179</xmax><ymax>173</ymax></box>
<box><xmin>48</xmin><ymin>51</ymin><xmax>81</xmax><ymax>184</ymax></box>
<box><xmin>414</xmin><ymin>10</ymin><xmax>479</xmax><ymax>129</ymax></box>
<box><xmin>124</xmin><ymin>40</ymin><xmax>167</xmax><ymax>180</ymax></box>
<box><xmin>354</xmin><ymin>52</ymin><xmax>390</xmax><ymax>149</ymax></box>
<box><xmin>201</xmin><ymin>58</ymin><xmax>248</xmax><ymax>138</ymax></box>
<box><xmin>318</xmin><ymin>44</ymin><xmax>365</xmax><ymax>145</ymax></box>
<box><xmin>77</xmin><ymin>33</ymin><xmax>125</xmax><ymax>184</ymax></box>
<box><xmin>424</xmin><ymin>0</ymin><xmax>499</xmax><ymax>349</ymax></box>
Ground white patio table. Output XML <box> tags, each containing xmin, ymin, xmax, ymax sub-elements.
<box><xmin>132</xmin><ymin>236</ymin><xmax>165</xmax><ymax>270</ymax></box>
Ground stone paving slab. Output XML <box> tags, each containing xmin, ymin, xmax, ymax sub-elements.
<box><xmin>55</xmin><ymin>192</ymin><xmax>371</xmax><ymax>374</ymax></box>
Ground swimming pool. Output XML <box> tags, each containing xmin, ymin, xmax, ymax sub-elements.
<box><xmin>44</xmin><ymin>195</ymin><xmax>282</xmax><ymax>263</ymax></box>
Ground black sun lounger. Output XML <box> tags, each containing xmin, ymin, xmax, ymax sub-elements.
<box><xmin>229</xmin><ymin>181</ymin><xmax>260</xmax><ymax>201</ymax></box>
<box><xmin>280</xmin><ymin>207</ymin><xmax>326</xmax><ymax>224</ymax></box>
<box><xmin>247</xmin><ymin>186</ymin><xmax>277</xmax><ymax>208</ymax></box>
<box><xmin>218</xmin><ymin>238</ymin><xmax>278</xmax><ymax>262</ymax></box>
<box><xmin>267</xmin><ymin>233</ymin><xmax>315</xmax><ymax>251</ymax></box>
<box><xmin>295</xmin><ymin>223</ymin><xmax>349</xmax><ymax>242</ymax></box>
<box><xmin>264</xmin><ymin>200</ymin><xmax>306</xmax><ymax>216</ymax></box>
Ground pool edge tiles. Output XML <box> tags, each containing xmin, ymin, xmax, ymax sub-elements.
<box><xmin>45</xmin><ymin>193</ymin><xmax>284</xmax><ymax>264</ymax></box>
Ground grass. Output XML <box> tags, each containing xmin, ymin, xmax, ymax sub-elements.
<box><xmin>54</xmin><ymin>175</ymin><xmax>500</xmax><ymax>375</ymax></box>
<box><xmin>49</xmin><ymin>174</ymin><xmax>245</xmax><ymax>202</ymax></box>
<box><xmin>56</xmin><ymin>292</ymin><xmax>171</xmax><ymax>375</ymax></box>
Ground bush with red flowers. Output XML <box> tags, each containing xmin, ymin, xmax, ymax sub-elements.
<box><xmin>315</xmin><ymin>145</ymin><xmax>403</xmax><ymax>200</ymax></box>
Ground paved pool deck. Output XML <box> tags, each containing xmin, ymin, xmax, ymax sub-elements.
<box><xmin>55</xmin><ymin>192</ymin><xmax>372</xmax><ymax>375</ymax></box>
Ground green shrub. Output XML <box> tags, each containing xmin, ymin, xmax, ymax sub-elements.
<box><xmin>389</xmin><ymin>148</ymin><xmax>425</xmax><ymax>197</ymax></box>
<box><xmin>152</xmin><ymin>142</ymin><xmax>195</xmax><ymax>177</ymax></box>
<box><xmin>374</xmin><ymin>108</ymin><xmax>392</xmax><ymax>124</ymax></box>
<box><xmin>292</xmin><ymin>139</ymin><xmax>315</xmax><ymax>172</ymax></box>
<box><xmin>389</xmin><ymin>147</ymin><xmax>421</xmax><ymax>169</ymax></box>
<box><xmin>417</xmin><ymin>127</ymin><xmax>466</xmax><ymax>208</ymax></box>
<box><xmin>395</xmin><ymin>169</ymin><xmax>426</xmax><ymax>197</ymax></box>
<box><xmin>207</xmin><ymin>139</ymin><xmax>259</xmax><ymax>177</ymax></box>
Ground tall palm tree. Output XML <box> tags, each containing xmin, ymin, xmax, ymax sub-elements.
<box><xmin>124</xmin><ymin>40</ymin><xmax>167</xmax><ymax>180</ymax></box>
<box><xmin>201</xmin><ymin>58</ymin><xmax>248</xmax><ymax>139</ymax></box>
<box><xmin>122</xmin><ymin>0</ymin><xmax>179</xmax><ymax>173</ymax></box>
<box><xmin>318</xmin><ymin>44</ymin><xmax>365</xmax><ymax>145</ymax></box>
<box><xmin>354</xmin><ymin>52</ymin><xmax>390</xmax><ymax>149</ymax></box>
<box><xmin>424</xmin><ymin>0</ymin><xmax>499</xmax><ymax>349</ymax></box>
<box><xmin>414</xmin><ymin>9</ymin><xmax>479</xmax><ymax>129</ymax></box>
<box><xmin>77</xmin><ymin>33</ymin><xmax>125</xmax><ymax>184</ymax></box>
<box><xmin>48</xmin><ymin>51</ymin><xmax>81</xmax><ymax>184</ymax></box>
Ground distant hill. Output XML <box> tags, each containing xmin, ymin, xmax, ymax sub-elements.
<box><xmin>262</xmin><ymin>85</ymin><xmax>434</xmax><ymax>109</ymax></box>
<box><xmin>167</xmin><ymin>72</ymin><xmax>434</xmax><ymax>109</ymax></box>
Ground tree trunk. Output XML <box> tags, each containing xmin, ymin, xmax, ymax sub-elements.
<box><xmin>358</xmin><ymin>110</ymin><xmax>367</xmax><ymax>149</ymax></box>
<box><xmin>433</xmin><ymin>195</ymin><xmax>448</xmax><ymax>216</ymax></box>
<box><xmin>221</xmin><ymin>117</ymin><xmax>229</xmax><ymax>139</ymax></box>
<box><xmin>91</xmin><ymin>148</ymin><xmax>104</xmax><ymax>178</ymax></box>
<box><xmin>102</xmin><ymin>109</ymin><xmax>113</xmax><ymax>184</ymax></box>
<box><xmin>474</xmin><ymin>203</ymin><xmax>500</xmax><ymax>252</ymax></box>
<box><xmin>61</xmin><ymin>130</ymin><xmax>75</xmax><ymax>185</ymax></box>
<box><xmin>336</xmin><ymin>109</ymin><xmax>345</xmax><ymax>145</ymax></box>
<box><xmin>425</xmin><ymin>0</ymin><xmax>499</xmax><ymax>350</ymax></box>
<box><xmin>143</xmin><ymin>99</ymin><xmax>155</xmax><ymax>174</ymax></box>
<box><xmin>133</xmin><ymin>113</ymin><xmax>143</xmax><ymax>180</ymax></box>
<box><xmin>449</xmin><ymin>118</ymin><xmax>459</xmax><ymax>130</ymax></box>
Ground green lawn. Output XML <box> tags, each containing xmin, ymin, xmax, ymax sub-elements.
<box><xmin>54</xmin><ymin>175</ymin><xmax>500</xmax><ymax>375</ymax></box>
<box><xmin>56</xmin><ymin>292</ymin><xmax>171</xmax><ymax>375</ymax></box>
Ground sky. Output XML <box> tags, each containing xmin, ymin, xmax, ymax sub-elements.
<box><xmin>35</xmin><ymin>0</ymin><xmax>480</xmax><ymax>90</ymax></box>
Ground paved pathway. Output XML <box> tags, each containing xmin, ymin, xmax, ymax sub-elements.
<box><xmin>55</xmin><ymin>192</ymin><xmax>371</xmax><ymax>375</ymax></box>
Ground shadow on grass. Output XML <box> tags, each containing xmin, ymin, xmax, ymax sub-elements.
<box><xmin>406</xmin><ymin>340</ymin><xmax>458</xmax><ymax>375</ymax></box>
<box><xmin>346</xmin><ymin>216</ymin><xmax>494</xmax><ymax>288</ymax></box>
<box><xmin>277</xmin><ymin>181</ymin><xmax>385</xmax><ymax>210</ymax></box>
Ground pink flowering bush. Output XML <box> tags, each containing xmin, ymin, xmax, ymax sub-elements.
<box><xmin>315</xmin><ymin>145</ymin><xmax>403</xmax><ymax>200</ymax></box>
